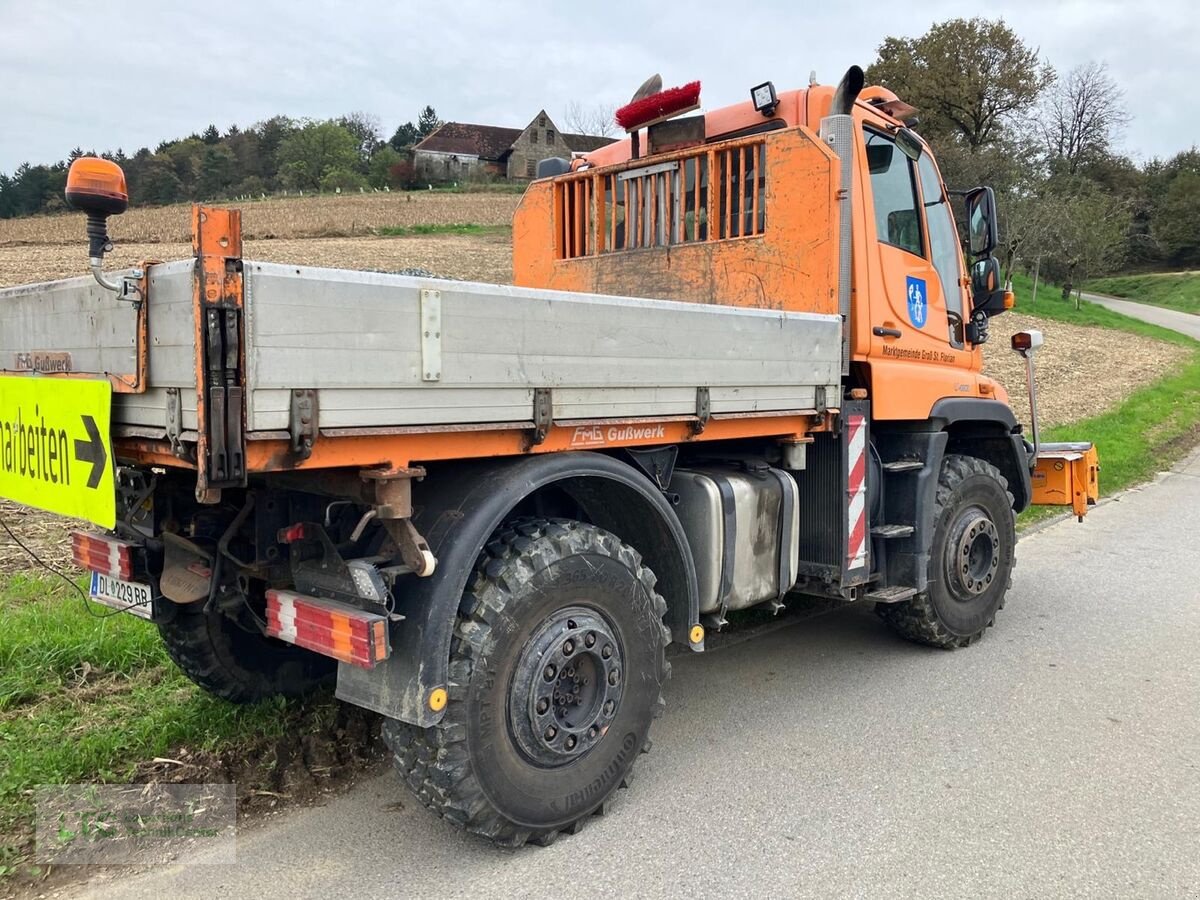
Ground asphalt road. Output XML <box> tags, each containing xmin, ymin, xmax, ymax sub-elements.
<box><xmin>69</xmin><ymin>450</ymin><xmax>1200</xmax><ymax>900</ymax></box>
<box><xmin>1082</xmin><ymin>290</ymin><xmax>1200</xmax><ymax>341</ymax></box>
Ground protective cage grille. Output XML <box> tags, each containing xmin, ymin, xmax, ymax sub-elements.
<box><xmin>555</xmin><ymin>137</ymin><xmax>768</xmax><ymax>259</ymax></box>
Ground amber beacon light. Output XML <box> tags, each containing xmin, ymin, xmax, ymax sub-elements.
<box><xmin>64</xmin><ymin>156</ymin><xmax>131</xmax><ymax>294</ymax></box>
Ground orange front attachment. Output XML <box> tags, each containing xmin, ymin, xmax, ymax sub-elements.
<box><xmin>1032</xmin><ymin>445</ymin><xmax>1100</xmax><ymax>520</ymax></box>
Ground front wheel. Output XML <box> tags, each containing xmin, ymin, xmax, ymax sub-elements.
<box><xmin>383</xmin><ymin>518</ymin><xmax>670</xmax><ymax>846</ymax></box>
<box><xmin>878</xmin><ymin>454</ymin><xmax>1016</xmax><ymax>648</ymax></box>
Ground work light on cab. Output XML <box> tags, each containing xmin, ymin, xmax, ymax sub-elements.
<box><xmin>64</xmin><ymin>156</ymin><xmax>138</xmax><ymax>298</ymax></box>
<box><xmin>751</xmin><ymin>81</ymin><xmax>778</xmax><ymax>116</ymax></box>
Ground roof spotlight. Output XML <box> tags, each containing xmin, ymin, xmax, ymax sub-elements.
<box><xmin>751</xmin><ymin>81</ymin><xmax>778</xmax><ymax>117</ymax></box>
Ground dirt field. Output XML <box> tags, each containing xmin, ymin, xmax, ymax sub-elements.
<box><xmin>0</xmin><ymin>194</ymin><xmax>1188</xmax><ymax>573</ymax></box>
<box><xmin>0</xmin><ymin>192</ymin><xmax>521</xmax><ymax>245</ymax></box>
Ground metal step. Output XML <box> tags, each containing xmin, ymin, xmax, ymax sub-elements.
<box><xmin>865</xmin><ymin>585</ymin><xmax>918</xmax><ymax>604</ymax></box>
<box><xmin>871</xmin><ymin>524</ymin><xmax>915</xmax><ymax>539</ymax></box>
<box><xmin>882</xmin><ymin>459</ymin><xmax>923</xmax><ymax>472</ymax></box>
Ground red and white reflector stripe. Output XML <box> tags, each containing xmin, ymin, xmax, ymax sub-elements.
<box><xmin>846</xmin><ymin>414</ymin><xmax>868</xmax><ymax>572</ymax></box>
<box><xmin>71</xmin><ymin>530</ymin><xmax>135</xmax><ymax>580</ymax></box>
<box><xmin>265</xmin><ymin>589</ymin><xmax>391</xmax><ymax>670</ymax></box>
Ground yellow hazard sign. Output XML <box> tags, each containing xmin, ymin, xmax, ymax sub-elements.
<box><xmin>0</xmin><ymin>375</ymin><xmax>115</xmax><ymax>529</ymax></box>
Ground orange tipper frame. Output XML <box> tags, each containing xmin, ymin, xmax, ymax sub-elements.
<box><xmin>1032</xmin><ymin>444</ymin><xmax>1100</xmax><ymax>520</ymax></box>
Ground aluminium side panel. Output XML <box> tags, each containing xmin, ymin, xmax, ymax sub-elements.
<box><xmin>242</xmin><ymin>262</ymin><xmax>842</xmax><ymax>432</ymax></box>
<box><xmin>0</xmin><ymin>260</ymin><xmax>198</xmax><ymax>430</ymax></box>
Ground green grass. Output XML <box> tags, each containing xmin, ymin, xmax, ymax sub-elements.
<box><xmin>0</xmin><ymin>575</ymin><xmax>333</xmax><ymax>879</ymax></box>
<box><xmin>1085</xmin><ymin>271</ymin><xmax>1200</xmax><ymax>316</ymax></box>
<box><xmin>1008</xmin><ymin>271</ymin><xmax>1200</xmax><ymax>522</ymax></box>
<box><xmin>1010</xmin><ymin>273</ymin><xmax>1196</xmax><ymax>346</ymax></box>
<box><xmin>374</xmin><ymin>222</ymin><xmax>510</xmax><ymax>237</ymax></box>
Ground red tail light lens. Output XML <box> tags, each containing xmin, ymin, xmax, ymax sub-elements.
<box><xmin>71</xmin><ymin>531</ymin><xmax>136</xmax><ymax>580</ymax></box>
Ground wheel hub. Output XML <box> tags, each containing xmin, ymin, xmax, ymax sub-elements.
<box><xmin>947</xmin><ymin>510</ymin><xmax>1000</xmax><ymax>599</ymax></box>
<box><xmin>509</xmin><ymin>607</ymin><xmax>623</xmax><ymax>767</ymax></box>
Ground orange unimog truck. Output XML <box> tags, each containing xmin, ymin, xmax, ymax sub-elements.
<box><xmin>0</xmin><ymin>66</ymin><xmax>1097</xmax><ymax>845</ymax></box>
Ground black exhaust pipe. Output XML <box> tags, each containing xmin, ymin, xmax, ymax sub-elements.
<box><xmin>830</xmin><ymin>65</ymin><xmax>865</xmax><ymax>116</ymax></box>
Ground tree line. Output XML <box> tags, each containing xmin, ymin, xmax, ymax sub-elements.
<box><xmin>0</xmin><ymin>106</ymin><xmax>445</xmax><ymax>219</ymax></box>
<box><xmin>866</xmin><ymin>17</ymin><xmax>1200</xmax><ymax>289</ymax></box>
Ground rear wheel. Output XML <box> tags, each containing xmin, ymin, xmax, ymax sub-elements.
<box><xmin>158</xmin><ymin>601</ymin><xmax>336</xmax><ymax>703</ymax></box>
<box><xmin>383</xmin><ymin>517</ymin><xmax>670</xmax><ymax>846</ymax></box>
<box><xmin>877</xmin><ymin>454</ymin><xmax>1016</xmax><ymax>648</ymax></box>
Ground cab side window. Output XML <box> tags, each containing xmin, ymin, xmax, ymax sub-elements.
<box><xmin>864</xmin><ymin>130</ymin><xmax>922</xmax><ymax>256</ymax></box>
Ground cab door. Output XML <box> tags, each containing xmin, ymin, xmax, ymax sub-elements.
<box><xmin>859</xmin><ymin>126</ymin><xmax>970</xmax><ymax>419</ymax></box>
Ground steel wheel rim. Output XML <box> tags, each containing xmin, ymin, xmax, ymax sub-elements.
<box><xmin>946</xmin><ymin>508</ymin><xmax>1000</xmax><ymax>600</ymax></box>
<box><xmin>508</xmin><ymin>606</ymin><xmax>624</xmax><ymax>767</ymax></box>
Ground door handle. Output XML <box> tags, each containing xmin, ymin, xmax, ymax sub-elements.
<box><xmin>873</xmin><ymin>326</ymin><xmax>902</xmax><ymax>338</ymax></box>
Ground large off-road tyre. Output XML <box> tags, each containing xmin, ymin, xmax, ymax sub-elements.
<box><xmin>382</xmin><ymin>518</ymin><xmax>671</xmax><ymax>847</ymax></box>
<box><xmin>877</xmin><ymin>454</ymin><xmax>1016</xmax><ymax>649</ymax></box>
<box><xmin>158</xmin><ymin>602</ymin><xmax>336</xmax><ymax>704</ymax></box>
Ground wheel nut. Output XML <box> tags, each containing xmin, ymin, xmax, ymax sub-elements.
<box><xmin>565</xmin><ymin>735</ymin><xmax>577</xmax><ymax>750</ymax></box>
<box><xmin>608</xmin><ymin>669</ymin><xmax>620</xmax><ymax>686</ymax></box>
<box><xmin>603</xmin><ymin>700</ymin><xmax>615</xmax><ymax>715</ymax></box>
<box><xmin>537</xmin><ymin>698</ymin><xmax>549</xmax><ymax>714</ymax></box>
<box><xmin>602</xmin><ymin>644</ymin><xmax>613</xmax><ymax>659</ymax></box>
<box><xmin>563</xmin><ymin>639</ymin><xmax>575</xmax><ymax>656</ymax></box>
<box><xmin>585</xmin><ymin>632</ymin><xmax>596</xmax><ymax>648</ymax></box>
<box><xmin>543</xmin><ymin>664</ymin><xmax>556</xmax><ymax>681</ymax></box>
<box><xmin>545</xmin><ymin>726</ymin><xmax>557</xmax><ymax>740</ymax></box>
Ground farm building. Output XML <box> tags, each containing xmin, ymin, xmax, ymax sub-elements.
<box><xmin>412</xmin><ymin>111</ymin><xmax>614</xmax><ymax>181</ymax></box>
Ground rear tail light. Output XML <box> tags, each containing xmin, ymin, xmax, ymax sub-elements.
<box><xmin>71</xmin><ymin>530</ymin><xmax>136</xmax><ymax>579</ymax></box>
<box><xmin>265</xmin><ymin>589</ymin><xmax>391</xmax><ymax>669</ymax></box>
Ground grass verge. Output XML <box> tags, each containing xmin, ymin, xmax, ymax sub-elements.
<box><xmin>374</xmin><ymin>222</ymin><xmax>510</xmax><ymax>238</ymax></box>
<box><xmin>1085</xmin><ymin>271</ymin><xmax>1200</xmax><ymax>316</ymax></box>
<box><xmin>1010</xmin><ymin>272</ymin><xmax>1200</xmax><ymax>524</ymax></box>
<box><xmin>0</xmin><ymin>574</ymin><xmax>380</xmax><ymax>884</ymax></box>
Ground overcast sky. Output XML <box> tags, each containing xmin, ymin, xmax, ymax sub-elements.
<box><xmin>1</xmin><ymin>0</ymin><xmax>1195</xmax><ymax>174</ymax></box>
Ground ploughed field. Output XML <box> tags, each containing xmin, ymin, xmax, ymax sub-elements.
<box><xmin>0</xmin><ymin>191</ymin><xmax>1188</xmax><ymax>571</ymax></box>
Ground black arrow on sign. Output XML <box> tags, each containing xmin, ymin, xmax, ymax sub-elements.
<box><xmin>74</xmin><ymin>415</ymin><xmax>108</xmax><ymax>490</ymax></box>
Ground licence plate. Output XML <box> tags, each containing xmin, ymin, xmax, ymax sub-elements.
<box><xmin>89</xmin><ymin>572</ymin><xmax>153</xmax><ymax>620</ymax></box>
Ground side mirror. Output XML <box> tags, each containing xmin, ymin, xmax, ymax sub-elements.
<box><xmin>971</xmin><ymin>257</ymin><xmax>1000</xmax><ymax>297</ymax></box>
<box><xmin>970</xmin><ymin>257</ymin><xmax>1015</xmax><ymax>315</ymax></box>
<box><xmin>964</xmin><ymin>186</ymin><xmax>998</xmax><ymax>257</ymax></box>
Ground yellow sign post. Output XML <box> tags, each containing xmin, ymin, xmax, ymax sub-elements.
<box><xmin>0</xmin><ymin>375</ymin><xmax>116</xmax><ymax>529</ymax></box>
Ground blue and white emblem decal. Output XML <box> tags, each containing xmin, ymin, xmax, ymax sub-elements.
<box><xmin>906</xmin><ymin>276</ymin><xmax>927</xmax><ymax>329</ymax></box>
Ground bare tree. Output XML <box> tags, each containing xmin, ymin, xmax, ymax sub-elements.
<box><xmin>1046</xmin><ymin>179</ymin><xmax>1130</xmax><ymax>306</ymax></box>
<box><xmin>1039</xmin><ymin>62</ymin><xmax>1129</xmax><ymax>173</ymax></box>
<box><xmin>562</xmin><ymin>101</ymin><xmax>618</xmax><ymax>138</ymax></box>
